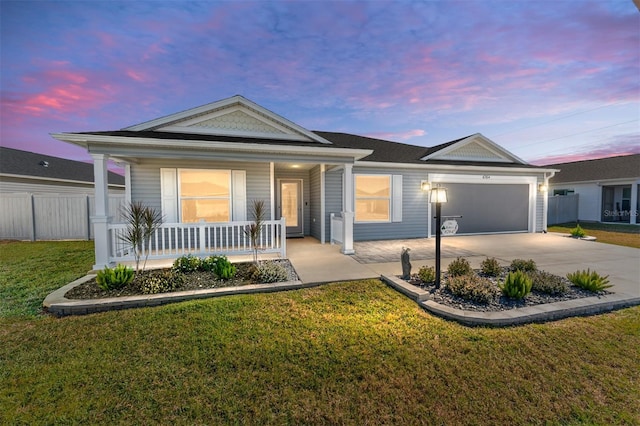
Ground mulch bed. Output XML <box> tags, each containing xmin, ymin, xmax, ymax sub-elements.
<box><xmin>66</xmin><ymin>259</ymin><xmax>298</xmax><ymax>300</ymax></box>
<box><xmin>405</xmin><ymin>269</ymin><xmax>608</xmax><ymax>312</ymax></box>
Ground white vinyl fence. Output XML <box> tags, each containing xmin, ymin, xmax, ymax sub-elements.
<box><xmin>0</xmin><ymin>193</ymin><xmax>125</xmax><ymax>241</ymax></box>
<box><xmin>547</xmin><ymin>194</ymin><xmax>579</xmax><ymax>225</ymax></box>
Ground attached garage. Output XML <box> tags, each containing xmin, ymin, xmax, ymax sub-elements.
<box><xmin>434</xmin><ymin>183</ymin><xmax>530</xmax><ymax>234</ymax></box>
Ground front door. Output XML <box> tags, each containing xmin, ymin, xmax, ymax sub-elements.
<box><xmin>279</xmin><ymin>179</ymin><xmax>303</xmax><ymax>237</ymax></box>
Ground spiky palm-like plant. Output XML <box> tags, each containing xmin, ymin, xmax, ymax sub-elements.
<box><xmin>119</xmin><ymin>202</ymin><xmax>163</xmax><ymax>272</ymax></box>
<box><xmin>244</xmin><ymin>200</ymin><xmax>265</xmax><ymax>264</ymax></box>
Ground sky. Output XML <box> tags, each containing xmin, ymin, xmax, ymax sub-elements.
<box><xmin>1</xmin><ymin>0</ymin><xmax>639</xmax><ymax>169</ymax></box>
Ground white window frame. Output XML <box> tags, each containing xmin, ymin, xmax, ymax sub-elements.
<box><xmin>355</xmin><ymin>174</ymin><xmax>392</xmax><ymax>223</ymax></box>
<box><xmin>178</xmin><ymin>168</ymin><xmax>231</xmax><ymax>223</ymax></box>
<box><xmin>161</xmin><ymin>168</ymin><xmax>246</xmax><ymax>223</ymax></box>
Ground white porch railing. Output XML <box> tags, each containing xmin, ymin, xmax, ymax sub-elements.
<box><xmin>330</xmin><ymin>213</ymin><xmax>343</xmax><ymax>244</ymax></box>
<box><xmin>108</xmin><ymin>218</ymin><xmax>286</xmax><ymax>263</ymax></box>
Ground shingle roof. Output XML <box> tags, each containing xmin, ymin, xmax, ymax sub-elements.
<box><xmin>71</xmin><ymin>129</ymin><xmax>543</xmax><ymax>169</ymax></box>
<box><xmin>548</xmin><ymin>154</ymin><xmax>640</xmax><ymax>184</ymax></box>
<box><xmin>0</xmin><ymin>146</ymin><xmax>125</xmax><ymax>185</ymax></box>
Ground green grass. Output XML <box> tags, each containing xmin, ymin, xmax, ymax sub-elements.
<box><xmin>548</xmin><ymin>222</ymin><xmax>640</xmax><ymax>249</ymax></box>
<box><xmin>0</xmin><ymin>241</ymin><xmax>94</xmax><ymax>318</ymax></box>
<box><xmin>1</xmin><ymin>241</ymin><xmax>639</xmax><ymax>424</ymax></box>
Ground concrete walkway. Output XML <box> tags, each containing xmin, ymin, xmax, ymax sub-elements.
<box><xmin>288</xmin><ymin>233</ymin><xmax>640</xmax><ymax>298</ymax></box>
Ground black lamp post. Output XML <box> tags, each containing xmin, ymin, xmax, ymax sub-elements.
<box><xmin>430</xmin><ymin>187</ymin><xmax>448</xmax><ymax>288</ymax></box>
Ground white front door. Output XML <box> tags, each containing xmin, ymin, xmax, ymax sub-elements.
<box><xmin>279</xmin><ymin>179</ymin><xmax>303</xmax><ymax>237</ymax></box>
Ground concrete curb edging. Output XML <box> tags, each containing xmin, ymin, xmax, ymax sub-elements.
<box><xmin>380</xmin><ymin>274</ymin><xmax>640</xmax><ymax>327</ymax></box>
<box><xmin>44</xmin><ymin>275</ymin><xmax>312</xmax><ymax>317</ymax></box>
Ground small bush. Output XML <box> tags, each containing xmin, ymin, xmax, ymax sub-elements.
<box><xmin>96</xmin><ymin>264</ymin><xmax>134</xmax><ymax>290</ymax></box>
<box><xmin>567</xmin><ymin>269</ymin><xmax>612</xmax><ymax>292</ymax></box>
<box><xmin>480</xmin><ymin>257</ymin><xmax>502</xmax><ymax>276</ymax></box>
<box><xmin>418</xmin><ymin>265</ymin><xmax>436</xmax><ymax>283</ymax></box>
<box><xmin>500</xmin><ymin>270</ymin><xmax>533</xmax><ymax>299</ymax></box>
<box><xmin>137</xmin><ymin>270</ymin><xmax>185</xmax><ymax>294</ymax></box>
<box><xmin>528</xmin><ymin>270</ymin><xmax>568</xmax><ymax>295</ymax></box>
<box><xmin>447</xmin><ymin>257</ymin><xmax>473</xmax><ymax>277</ymax></box>
<box><xmin>446</xmin><ymin>274</ymin><xmax>498</xmax><ymax>304</ymax></box>
<box><xmin>251</xmin><ymin>261</ymin><xmax>289</xmax><ymax>283</ymax></box>
<box><xmin>173</xmin><ymin>255</ymin><xmax>201</xmax><ymax>273</ymax></box>
<box><xmin>510</xmin><ymin>258</ymin><xmax>537</xmax><ymax>273</ymax></box>
<box><xmin>570</xmin><ymin>224</ymin><xmax>586</xmax><ymax>238</ymax></box>
<box><xmin>213</xmin><ymin>256</ymin><xmax>237</xmax><ymax>280</ymax></box>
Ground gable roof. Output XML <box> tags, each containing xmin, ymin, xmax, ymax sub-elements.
<box><xmin>0</xmin><ymin>146</ymin><xmax>125</xmax><ymax>186</ymax></box>
<box><xmin>549</xmin><ymin>154</ymin><xmax>640</xmax><ymax>184</ymax></box>
<box><xmin>123</xmin><ymin>95</ymin><xmax>332</xmax><ymax>144</ymax></box>
<box><xmin>52</xmin><ymin>96</ymin><xmax>550</xmax><ymax>171</ymax></box>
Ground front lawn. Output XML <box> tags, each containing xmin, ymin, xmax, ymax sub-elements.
<box><xmin>548</xmin><ymin>222</ymin><xmax>640</xmax><ymax>248</ymax></box>
<box><xmin>1</xmin><ymin>241</ymin><xmax>639</xmax><ymax>424</ymax></box>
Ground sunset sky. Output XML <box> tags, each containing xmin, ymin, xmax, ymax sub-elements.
<box><xmin>1</xmin><ymin>0</ymin><xmax>638</xmax><ymax>168</ymax></box>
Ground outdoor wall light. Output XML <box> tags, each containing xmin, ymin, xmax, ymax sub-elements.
<box><xmin>421</xmin><ymin>180</ymin><xmax>431</xmax><ymax>192</ymax></box>
<box><xmin>539</xmin><ymin>183</ymin><xmax>548</xmax><ymax>192</ymax></box>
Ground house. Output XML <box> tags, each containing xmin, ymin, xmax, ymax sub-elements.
<box><xmin>548</xmin><ymin>154</ymin><xmax>640</xmax><ymax>224</ymax></box>
<box><xmin>51</xmin><ymin>95</ymin><xmax>557</xmax><ymax>269</ymax></box>
<box><xmin>0</xmin><ymin>146</ymin><xmax>125</xmax><ymax>194</ymax></box>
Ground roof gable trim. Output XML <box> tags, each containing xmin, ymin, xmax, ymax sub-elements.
<box><xmin>421</xmin><ymin>133</ymin><xmax>527</xmax><ymax>164</ymax></box>
<box><xmin>123</xmin><ymin>95</ymin><xmax>332</xmax><ymax>144</ymax></box>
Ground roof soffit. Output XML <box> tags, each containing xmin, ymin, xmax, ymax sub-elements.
<box><xmin>123</xmin><ymin>95</ymin><xmax>332</xmax><ymax>144</ymax></box>
<box><xmin>421</xmin><ymin>133</ymin><xmax>527</xmax><ymax>164</ymax></box>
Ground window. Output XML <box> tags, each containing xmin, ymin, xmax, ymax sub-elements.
<box><xmin>553</xmin><ymin>189</ymin><xmax>574</xmax><ymax>196</ymax></box>
<box><xmin>355</xmin><ymin>175</ymin><xmax>391</xmax><ymax>222</ymax></box>
<box><xmin>161</xmin><ymin>168</ymin><xmax>246</xmax><ymax>223</ymax></box>
<box><xmin>179</xmin><ymin>170</ymin><xmax>230</xmax><ymax>222</ymax></box>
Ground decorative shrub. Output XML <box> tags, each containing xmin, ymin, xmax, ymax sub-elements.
<box><xmin>570</xmin><ymin>224</ymin><xmax>586</xmax><ymax>238</ymax></box>
<box><xmin>567</xmin><ymin>269</ymin><xmax>612</xmax><ymax>292</ymax></box>
<box><xmin>173</xmin><ymin>255</ymin><xmax>201</xmax><ymax>273</ymax></box>
<box><xmin>137</xmin><ymin>270</ymin><xmax>185</xmax><ymax>294</ymax></box>
<box><xmin>510</xmin><ymin>258</ymin><xmax>537</xmax><ymax>273</ymax></box>
<box><xmin>212</xmin><ymin>256</ymin><xmax>236</xmax><ymax>280</ymax></box>
<box><xmin>446</xmin><ymin>274</ymin><xmax>498</xmax><ymax>304</ymax></box>
<box><xmin>480</xmin><ymin>257</ymin><xmax>502</xmax><ymax>276</ymax></box>
<box><xmin>447</xmin><ymin>257</ymin><xmax>473</xmax><ymax>277</ymax></box>
<box><xmin>500</xmin><ymin>270</ymin><xmax>533</xmax><ymax>299</ymax></box>
<box><xmin>96</xmin><ymin>264</ymin><xmax>134</xmax><ymax>290</ymax></box>
<box><xmin>528</xmin><ymin>270</ymin><xmax>568</xmax><ymax>295</ymax></box>
<box><xmin>251</xmin><ymin>261</ymin><xmax>289</xmax><ymax>283</ymax></box>
<box><xmin>418</xmin><ymin>265</ymin><xmax>436</xmax><ymax>283</ymax></box>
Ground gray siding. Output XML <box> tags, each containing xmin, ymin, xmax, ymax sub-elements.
<box><xmin>324</xmin><ymin>169</ymin><xmax>343</xmax><ymax>243</ymax></box>
<box><xmin>309</xmin><ymin>166</ymin><xmax>321</xmax><ymax>240</ymax></box>
<box><xmin>131</xmin><ymin>159</ymin><xmax>271</xmax><ymax>222</ymax></box>
<box><xmin>352</xmin><ymin>167</ymin><xmax>429</xmax><ymax>241</ymax></box>
<box><xmin>274</xmin><ymin>169</ymin><xmax>311</xmax><ymax>235</ymax></box>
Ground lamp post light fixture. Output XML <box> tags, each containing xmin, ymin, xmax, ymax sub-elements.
<box><xmin>430</xmin><ymin>187</ymin><xmax>448</xmax><ymax>288</ymax></box>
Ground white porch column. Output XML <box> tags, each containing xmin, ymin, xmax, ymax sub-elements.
<box><xmin>341</xmin><ymin>163</ymin><xmax>355</xmax><ymax>255</ymax></box>
<box><xmin>631</xmin><ymin>181</ymin><xmax>638</xmax><ymax>225</ymax></box>
<box><xmin>124</xmin><ymin>162</ymin><xmax>132</xmax><ymax>205</ymax></box>
<box><xmin>270</xmin><ymin>162</ymin><xmax>275</xmax><ymax>220</ymax></box>
<box><xmin>91</xmin><ymin>153</ymin><xmax>111</xmax><ymax>269</ymax></box>
<box><xmin>320</xmin><ymin>164</ymin><xmax>326</xmax><ymax>244</ymax></box>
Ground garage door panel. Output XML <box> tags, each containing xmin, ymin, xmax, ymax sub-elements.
<box><xmin>433</xmin><ymin>183</ymin><xmax>529</xmax><ymax>234</ymax></box>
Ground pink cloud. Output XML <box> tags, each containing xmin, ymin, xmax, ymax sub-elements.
<box><xmin>530</xmin><ymin>135</ymin><xmax>640</xmax><ymax>165</ymax></box>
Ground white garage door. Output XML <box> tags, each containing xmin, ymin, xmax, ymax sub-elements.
<box><xmin>433</xmin><ymin>183</ymin><xmax>529</xmax><ymax>234</ymax></box>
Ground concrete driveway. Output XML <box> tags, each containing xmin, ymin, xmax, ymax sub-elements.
<box><xmin>287</xmin><ymin>233</ymin><xmax>640</xmax><ymax>298</ymax></box>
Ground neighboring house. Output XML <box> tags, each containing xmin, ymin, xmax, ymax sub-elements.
<box><xmin>0</xmin><ymin>146</ymin><xmax>125</xmax><ymax>194</ymax></box>
<box><xmin>51</xmin><ymin>95</ymin><xmax>557</xmax><ymax>269</ymax></box>
<box><xmin>0</xmin><ymin>147</ymin><xmax>126</xmax><ymax>241</ymax></box>
<box><xmin>548</xmin><ymin>154</ymin><xmax>640</xmax><ymax>224</ymax></box>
